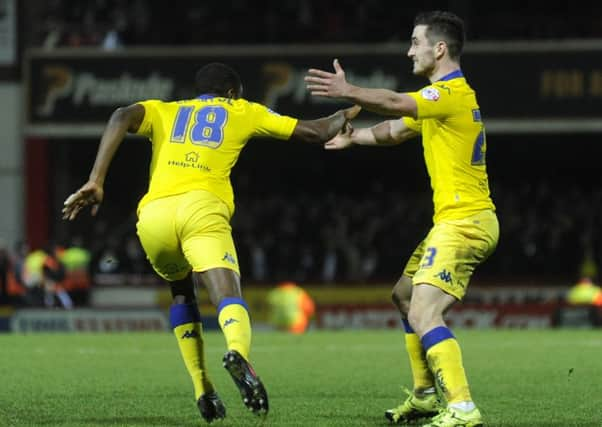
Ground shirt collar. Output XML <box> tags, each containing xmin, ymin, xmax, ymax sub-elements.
<box><xmin>197</xmin><ymin>94</ymin><xmax>216</xmax><ymax>100</ymax></box>
<box><xmin>437</xmin><ymin>69</ymin><xmax>464</xmax><ymax>82</ymax></box>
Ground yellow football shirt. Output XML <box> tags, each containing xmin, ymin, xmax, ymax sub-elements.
<box><xmin>403</xmin><ymin>70</ymin><xmax>495</xmax><ymax>223</ymax></box>
<box><xmin>134</xmin><ymin>95</ymin><xmax>298</xmax><ymax>215</ymax></box>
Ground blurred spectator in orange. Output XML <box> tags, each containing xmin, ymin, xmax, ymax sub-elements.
<box><xmin>267</xmin><ymin>281</ymin><xmax>315</xmax><ymax>334</ymax></box>
<box><xmin>59</xmin><ymin>238</ymin><xmax>91</xmax><ymax>291</ymax></box>
<box><xmin>59</xmin><ymin>238</ymin><xmax>92</xmax><ymax>305</ymax></box>
<box><xmin>42</xmin><ymin>244</ymin><xmax>73</xmax><ymax>309</ymax></box>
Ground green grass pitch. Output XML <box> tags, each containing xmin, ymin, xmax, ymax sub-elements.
<box><xmin>1</xmin><ymin>329</ymin><xmax>601</xmax><ymax>426</ymax></box>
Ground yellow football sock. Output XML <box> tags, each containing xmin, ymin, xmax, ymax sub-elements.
<box><xmin>218</xmin><ymin>297</ymin><xmax>252</xmax><ymax>360</ymax></box>
<box><xmin>170</xmin><ymin>303</ymin><xmax>213</xmax><ymax>400</ymax></box>
<box><xmin>402</xmin><ymin>319</ymin><xmax>435</xmax><ymax>393</ymax></box>
<box><xmin>422</xmin><ymin>326</ymin><xmax>472</xmax><ymax>404</ymax></box>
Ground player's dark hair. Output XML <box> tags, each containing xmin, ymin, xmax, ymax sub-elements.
<box><xmin>414</xmin><ymin>11</ymin><xmax>465</xmax><ymax>60</ymax></box>
<box><xmin>195</xmin><ymin>63</ymin><xmax>242</xmax><ymax>98</ymax></box>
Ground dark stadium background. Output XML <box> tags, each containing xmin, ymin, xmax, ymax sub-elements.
<box><xmin>1</xmin><ymin>3</ymin><xmax>602</xmax><ymax>427</ymax></box>
<box><xmin>1</xmin><ymin>0</ymin><xmax>602</xmax><ymax>327</ymax></box>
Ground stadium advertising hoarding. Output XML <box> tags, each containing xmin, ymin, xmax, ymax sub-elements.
<box><xmin>316</xmin><ymin>303</ymin><xmax>602</xmax><ymax>329</ymax></box>
<box><xmin>25</xmin><ymin>42</ymin><xmax>602</xmax><ymax>135</ymax></box>
<box><xmin>10</xmin><ymin>308</ymin><xmax>169</xmax><ymax>332</ymax></box>
<box><xmin>316</xmin><ymin>304</ymin><xmax>559</xmax><ymax>329</ymax></box>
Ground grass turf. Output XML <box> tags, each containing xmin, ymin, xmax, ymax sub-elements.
<box><xmin>0</xmin><ymin>329</ymin><xmax>601</xmax><ymax>426</ymax></box>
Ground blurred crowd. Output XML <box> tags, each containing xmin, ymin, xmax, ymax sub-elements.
<box><xmin>0</xmin><ymin>240</ymin><xmax>91</xmax><ymax>308</ymax></box>
<box><xmin>24</xmin><ymin>0</ymin><xmax>602</xmax><ymax>50</ymax></box>
<box><xmin>233</xmin><ymin>179</ymin><xmax>602</xmax><ymax>283</ymax></box>
<box><xmin>3</xmin><ymin>177</ymin><xmax>599</xmax><ymax>308</ymax></box>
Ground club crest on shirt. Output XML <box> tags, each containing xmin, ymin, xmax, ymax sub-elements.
<box><xmin>421</xmin><ymin>87</ymin><xmax>440</xmax><ymax>101</ymax></box>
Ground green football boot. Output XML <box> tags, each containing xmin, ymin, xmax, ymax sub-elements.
<box><xmin>421</xmin><ymin>406</ymin><xmax>483</xmax><ymax>427</ymax></box>
<box><xmin>385</xmin><ymin>388</ymin><xmax>442</xmax><ymax>424</ymax></box>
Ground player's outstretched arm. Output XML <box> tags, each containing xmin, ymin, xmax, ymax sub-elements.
<box><xmin>291</xmin><ymin>104</ymin><xmax>361</xmax><ymax>144</ymax></box>
<box><xmin>62</xmin><ymin>104</ymin><xmax>145</xmax><ymax>220</ymax></box>
<box><xmin>305</xmin><ymin>59</ymin><xmax>418</xmax><ymax>118</ymax></box>
<box><xmin>325</xmin><ymin>118</ymin><xmax>419</xmax><ymax>150</ymax></box>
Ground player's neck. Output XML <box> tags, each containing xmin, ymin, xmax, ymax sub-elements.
<box><xmin>428</xmin><ymin>61</ymin><xmax>461</xmax><ymax>83</ymax></box>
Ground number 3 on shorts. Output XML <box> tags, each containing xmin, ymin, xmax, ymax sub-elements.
<box><xmin>421</xmin><ymin>246</ymin><xmax>437</xmax><ymax>268</ymax></box>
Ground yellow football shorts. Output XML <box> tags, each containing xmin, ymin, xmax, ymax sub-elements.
<box><xmin>402</xmin><ymin>209</ymin><xmax>499</xmax><ymax>299</ymax></box>
<box><xmin>136</xmin><ymin>190</ymin><xmax>240</xmax><ymax>281</ymax></box>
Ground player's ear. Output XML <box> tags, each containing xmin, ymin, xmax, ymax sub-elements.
<box><xmin>227</xmin><ymin>85</ymin><xmax>243</xmax><ymax>99</ymax></box>
<box><xmin>434</xmin><ymin>41</ymin><xmax>446</xmax><ymax>60</ymax></box>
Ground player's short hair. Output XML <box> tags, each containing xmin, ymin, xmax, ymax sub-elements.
<box><xmin>195</xmin><ymin>63</ymin><xmax>242</xmax><ymax>98</ymax></box>
<box><xmin>414</xmin><ymin>11</ymin><xmax>465</xmax><ymax>60</ymax></box>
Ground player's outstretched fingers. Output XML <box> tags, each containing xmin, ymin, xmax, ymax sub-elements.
<box><xmin>306</xmin><ymin>68</ymin><xmax>335</xmax><ymax>79</ymax></box>
<box><xmin>333</xmin><ymin>58</ymin><xmax>344</xmax><ymax>73</ymax></box>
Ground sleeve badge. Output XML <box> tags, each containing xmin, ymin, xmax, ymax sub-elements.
<box><xmin>420</xmin><ymin>87</ymin><xmax>440</xmax><ymax>101</ymax></box>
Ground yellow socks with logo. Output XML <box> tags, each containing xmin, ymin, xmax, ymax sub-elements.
<box><xmin>170</xmin><ymin>303</ymin><xmax>213</xmax><ymax>400</ymax></box>
<box><xmin>402</xmin><ymin>319</ymin><xmax>435</xmax><ymax>394</ymax></box>
<box><xmin>217</xmin><ymin>297</ymin><xmax>252</xmax><ymax>360</ymax></box>
<box><xmin>422</xmin><ymin>326</ymin><xmax>472</xmax><ymax>404</ymax></box>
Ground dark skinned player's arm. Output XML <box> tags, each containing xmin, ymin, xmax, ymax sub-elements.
<box><xmin>290</xmin><ymin>105</ymin><xmax>361</xmax><ymax>143</ymax></box>
<box><xmin>62</xmin><ymin>103</ymin><xmax>145</xmax><ymax>220</ymax></box>
<box><xmin>88</xmin><ymin>103</ymin><xmax>146</xmax><ymax>186</ymax></box>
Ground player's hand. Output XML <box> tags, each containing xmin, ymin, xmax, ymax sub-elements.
<box><xmin>62</xmin><ymin>181</ymin><xmax>104</xmax><ymax>220</ymax></box>
<box><xmin>305</xmin><ymin>59</ymin><xmax>350</xmax><ymax>98</ymax></box>
<box><xmin>325</xmin><ymin>121</ymin><xmax>354</xmax><ymax>150</ymax></box>
<box><xmin>343</xmin><ymin>105</ymin><xmax>361</xmax><ymax>121</ymax></box>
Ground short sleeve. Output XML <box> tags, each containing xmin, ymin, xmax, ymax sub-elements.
<box><xmin>406</xmin><ymin>83</ymin><xmax>458</xmax><ymax>120</ymax></box>
<box><xmin>134</xmin><ymin>100</ymin><xmax>162</xmax><ymax>138</ymax></box>
<box><xmin>249</xmin><ymin>103</ymin><xmax>298</xmax><ymax>140</ymax></box>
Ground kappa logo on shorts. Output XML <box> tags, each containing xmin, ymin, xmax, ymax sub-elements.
<box><xmin>222</xmin><ymin>252</ymin><xmax>237</xmax><ymax>265</ymax></box>
<box><xmin>435</xmin><ymin>269</ymin><xmax>453</xmax><ymax>284</ymax></box>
